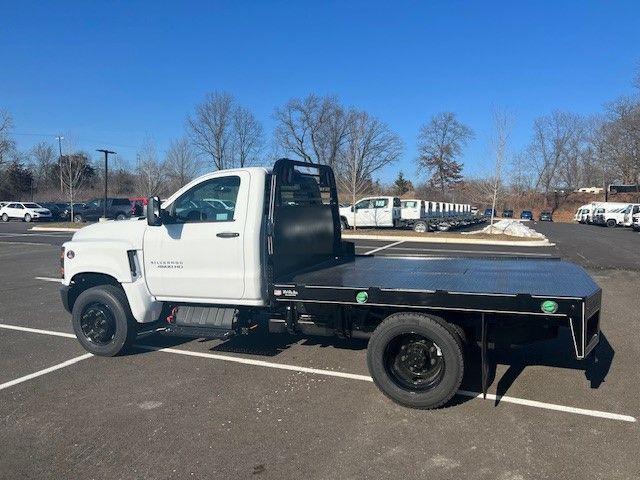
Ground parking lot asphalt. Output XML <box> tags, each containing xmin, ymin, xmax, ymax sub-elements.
<box><xmin>0</xmin><ymin>221</ymin><xmax>638</xmax><ymax>479</ymax></box>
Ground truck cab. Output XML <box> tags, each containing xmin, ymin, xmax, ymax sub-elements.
<box><xmin>400</xmin><ymin>199</ymin><xmax>425</xmax><ymax>220</ymax></box>
<box><xmin>339</xmin><ymin>196</ymin><xmax>401</xmax><ymax>229</ymax></box>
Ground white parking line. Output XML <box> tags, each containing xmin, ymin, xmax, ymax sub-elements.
<box><xmin>0</xmin><ymin>323</ymin><xmax>76</xmax><ymax>338</ymax></box>
<box><xmin>35</xmin><ymin>276</ymin><xmax>62</xmax><ymax>283</ymax></box>
<box><xmin>0</xmin><ymin>353</ymin><xmax>93</xmax><ymax>391</ymax></box>
<box><xmin>0</xmin><ymin>322</ymin><xmax>636</xmax><ymax>423</ymax></box>
<box><xmin>0</xmin><ymin>232</ymin><xmax>72</xmax><ymax>238</ymax></box>
<box><xmin>363</xmin><ymin>240</ymin><xmax>405</xmax><ymax>255</ymax></box>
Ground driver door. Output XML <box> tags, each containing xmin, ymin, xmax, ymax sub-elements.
<box><xmin>143</xmin><ymin>172</ymin><xmax>249</xmax><ymax>301</ymax></box>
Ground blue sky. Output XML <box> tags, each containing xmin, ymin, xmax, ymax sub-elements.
<box><xmin>2</xmin><ymin>0</ymin><xmax>639</xmax><ymax>182</ymax></box>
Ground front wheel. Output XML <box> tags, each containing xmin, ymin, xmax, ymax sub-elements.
<box><xmin>115</xmin><ymin>213</ymin><xmax>126</xmax><ymax>220</ymax></box>
<box><xmin>73</xmin><ymin>214</ymin><xmax>83</xmax><ymax>223</ymax></box>
<box><xmin>72</xmin><ymin>285</ymin><xmax>137</xmax><ymax>356</ymax></box>
<box><xmin>24</xmin><ymin>213</ymin><xmax>32</xmax><ymax>223</ymax></box>
<box><xmin>606</xmin><ymin>219</ymin><xmax>616</xmax><ymax>227</ymax></box>
<box><xmin>367</xmin><ymin>312</ymin><xmax>464</xmax><ymax>409</ymax></box>
<box><xmin>1</xmin><ymin>213</ymin><xmax>8</xmax><ymax>222</ymax></box>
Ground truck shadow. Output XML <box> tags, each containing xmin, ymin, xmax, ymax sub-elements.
<box><xmin>494</xmin><ymin>332</ymin><xmax>615</xmax><ymax>405</ymax></box>
<box><xmin>208</xmin><ymin>330</ymin><xmax>367</xmax><ymax>357</ymax></box>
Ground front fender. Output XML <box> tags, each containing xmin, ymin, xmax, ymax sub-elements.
<box><xmin>62</xmin><ymin>239</ymin><xmax>135</xmax><ymax>286</ymax></box>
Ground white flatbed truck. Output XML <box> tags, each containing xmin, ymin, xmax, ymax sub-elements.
<box><xmin>60</xmin><ymin>159</ymin><xmax>602</xmax><ymax>409</ymax></box>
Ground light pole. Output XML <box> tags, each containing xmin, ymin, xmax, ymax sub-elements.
<box><xmin>96</xmin><ymin>149</ymin><xmax>116</xmax><ymax>219</ymax></box>
<box><xmin>56</xmin><ymin>135</ymin><xmax>64</xmax><ymax>194</ymax></box>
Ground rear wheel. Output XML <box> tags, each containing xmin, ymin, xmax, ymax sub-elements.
<box><xmin>115</xmin><ymin>213</ymin><xmax>126</xmax><ymax>220</ymax></box>
<box><xmin>24</xmin><ymin>213</ymin><xmax>32</xmax><ymax>222</ymax></box>
<box><xmin>72</xmin><ymin>285</ymin><xmax>137</xmax><ymax>356</ymax></box>
<box><xmin>367</xmin><ymin>312</ymin><xmax>464</xmax><ymax>409</ymax></box>
<box><xmin>1</xmin><ymin>213</ymin><xmax>8</xmax><ymax>222</ymax></box>
<box><xmin>606</xmin><ymin>219</ymin><xmax>616</xmax><ymax>227</ymax></box>
<box><xmin>413</xmin><ymin>220</ymin><xmax>428</xmax><ymax>233</ymax></box>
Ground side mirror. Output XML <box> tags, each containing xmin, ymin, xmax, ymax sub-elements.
<box><xmin>147</xmin><ymin>197</ymin><xmax>162</xmax><ymax>226</ymax></box>
<box><xmin>351</xmin><ymin>206</ymin><xmax>355</xmax><ymax>212</ymax></box>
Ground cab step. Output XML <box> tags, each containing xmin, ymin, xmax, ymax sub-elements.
<box><xmin>162</xmin><ymin>324</ymin><xmax>235</xmax><ymax>340</ymax></box>
<box><xmin>162</xmin><ymin>305</ymin><xmax>238</xmax><ymax>339</ymax></box>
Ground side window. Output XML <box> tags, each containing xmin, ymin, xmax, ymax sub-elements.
<box><xmin>172</xmin><ymin>175</ymin><xmax>240</xmax><ymax>223</ymax></box>
<box><xmin>372</xmin><ymin>198</ymin><xmax>388</xmax><ymax>209</ymax></box>
<box><xmin>86</xmin><ymin>200</ymin><xmax>100</xmax><ymax>210</ymax></box>
<box><xmin>16</xmin><ymin>204</ymin><xmax>24</xmax><ymax>209</ymax></box>
<box><xmin>355</xmin><ymin>199</ymin><xmax>371</xmax><ymax>210</ymax></box>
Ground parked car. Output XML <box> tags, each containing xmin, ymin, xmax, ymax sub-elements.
<box><xmin>0</xmin><ymin>202</ymin><xmax>52</xmax><ymax>222</ymax></box>
<box><xmin>39</xmin><ymin>202</ymin><xmax>67</xmax><ymax>221</ymax></box>
<box><xmin>483</xmin><ymin>208</ymin><xmax>497</xmax><ymax>217</ymax></box>
<box><xmin>71</xmin><ymin>198</ymin><xmax>133</xmax><ymax>223</ymax></box>
<box><xmin>339</xmin><ymin>196</ymin><xmax>401</xmax><ymax>230</ymax></box>
<box><xmin>502</xmin><ymin>209</ymin><xmax>514</xmax><ymax>218</ymax></box>
<box><xmin>539</xmin><ymin>211</ymin><xmax>553</xmax><ymax>221</ymax></box>
<box><xmin>520</xmin><ymin>210</ymin><xmax>533</xmax><ymax>220</ymax></box>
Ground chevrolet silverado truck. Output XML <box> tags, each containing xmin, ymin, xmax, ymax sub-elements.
<box><xmin>60</xmin><ymin>159</ymin><xmax>602</xmax><ymax>409</ymax></box>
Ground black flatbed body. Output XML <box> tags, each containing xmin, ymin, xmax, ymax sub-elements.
<box><xmin>272</xmin><ymin>255</ymin><xmax>601</xmax><ymax>359</ymax></box>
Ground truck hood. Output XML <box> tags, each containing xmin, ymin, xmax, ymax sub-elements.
<box><xmin>71</xmin><ymin>218</ymin><xmax>147</xmax><ymax>249</ymax></box>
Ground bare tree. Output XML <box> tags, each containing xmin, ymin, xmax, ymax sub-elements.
<box><xmin>416</xmin><ymin>112</ymin><xmax>473</xmax><ymax>198</ymax></box>
<box><xmin>30</xmin><ymin>141</ymin><xmax>56</xmax><ymax>193</ymax></box>
<box><xmin>274</xmin><ymin>94</ymin><xmax>348</xmax><ymax>166</ymax></box>
<box><xmin>61</xmin><ymin>153</ymin><xmax>90</xmax><ymax>221</ymax></box>
<box><xmin>0</xmin><ymin>109</ymin><xmax>16</xmax><ymax>166</ymax></box>
<box><xmin>231</xmin><ymin>106</ymin><xmax>263</xmax><ymax>167</ymax></box>
<box><xmin>188</xmin><ymin>92</ymin><xmax>234</xmax><ymax>170</ymax></box>
<box><xmin>164</xmin><ymin>137</ymin><xmax>200</xmax><ymax>190</ymax></box>
<box><xmin>135</xmin><ymin>137</ymin><xmax>165</xmax><ymax>198</ymax></box>
<box><xmin>335</xmin><ymin>110</ymin><xmax>404</xmax><ymax>229</ymax></box>
<box><xmin>488</xmin><ymin>108</ymin><xmax>513</xmax><ymax>226</ymax></box>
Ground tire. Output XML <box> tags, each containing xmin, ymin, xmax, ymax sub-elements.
<box><xmin>340</xmin><ymin>218</ymin><xmax>348</xmax><ymax>231</ymax></box>
<box><xmin>367</xmin><ymin>312</ymin><xmax>464</xmax><ymax>409</ymax></box>
<box><xmin>71</xmin><ymin>285</ymin><xmax>137</xmax><ymax>356</ymax></box>
<box><xmin>413</xmin><ymin>220</ymin><xmax>428</xmax><ymax>233</ymax></box>
<box><xmin>24</xmin><ymin>213</ymin><xmax>32</xmax><ymax>223</ymax></box>
<box><xmin>73</xmin><ymin>214</ymin><xmax>83</xmax><ymax>223</ymax></box>
<box><xmin>606</xmin><ymin>219</ymin><xmax>616</xmax><ymax>228</ymax></box>
<box><xmin>1</xmin><ymin>213</ymin><xmax>8</xmax><ymax>222</ymax></box>
<box><xmin>115</xmin><ymin>213</ymin><xmax>126</xmax><ymax>221</ymax></box>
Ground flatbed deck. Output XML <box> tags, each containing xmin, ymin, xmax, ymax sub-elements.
<box><xmin>273</xmin><ymin>255</ymin><xmax>601</xmax><ymax>359</ymax></box>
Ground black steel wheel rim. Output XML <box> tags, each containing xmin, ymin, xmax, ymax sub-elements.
<box><xmin>384</xmin><ymin>332</ymin><xmax>445</xmax><ymax>392</ymax></box>
<box><xmin>80</xmin><ymin>302</ymin><xmax>117</xmax><ymax>345</ymax></box>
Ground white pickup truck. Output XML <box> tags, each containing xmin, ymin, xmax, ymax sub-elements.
<box><xmin>60</xmin><ymin>159</ymin><xmax>602</xmax><ymax>409</ymax></box>
<box><xmin>338</xmin><ymin>196</ymin><xmax>401</xmax><ymax>229</ymax></box>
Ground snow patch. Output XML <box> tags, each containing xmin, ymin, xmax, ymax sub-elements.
<box><xmin>465</xmin><ymin>219</ymin><xmax>546</xmax><ymax>239</ymax></box>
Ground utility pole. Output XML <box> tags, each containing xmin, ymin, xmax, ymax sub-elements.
<box><xmin>56</xmin><ymin>135</ymin><xmax>64</xmax><ymax>194</ymax></box>
<box><xmin>96</xmin><ymin>149</ymin><xmax>116</xmax><ymax>219</ymax></box>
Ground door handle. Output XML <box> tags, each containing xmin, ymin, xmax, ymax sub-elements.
<box><xmin>216</xmin><ymin>232</ymin><xmax>240</xmax><ymax>238</ymax></box>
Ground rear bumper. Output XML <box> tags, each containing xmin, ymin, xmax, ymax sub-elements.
<box><xmin>60</xmin><ymin>285</ymin><xmax>72</xmax><ymax>313</ymax></box>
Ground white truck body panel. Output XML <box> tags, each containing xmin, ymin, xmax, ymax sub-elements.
<box><xmin>400</xmin><ymin>199</ymin><xmax>424</xmax><ymax>220</ymax></box>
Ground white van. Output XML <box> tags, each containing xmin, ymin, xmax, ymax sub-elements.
<box><xmin>592</xmin><ymin>202</ymin><xmax>634</xmax><ymax>227</ymax></box>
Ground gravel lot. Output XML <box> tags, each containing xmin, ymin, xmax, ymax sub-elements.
<box><xmin>0</xmin><ymin>221</ymin><xmax>638</xmax><ymax>479</ymax></box>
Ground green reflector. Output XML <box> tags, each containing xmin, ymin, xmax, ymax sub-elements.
<box><xmin>541</xmin><ymin>300</ymin><xmax>558</xmax><ymax>314</ymax></box>
<box><xmin>356</xmin><ymin>291</ymin><xmax>368</xmax><ymax>304</ymax></box>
